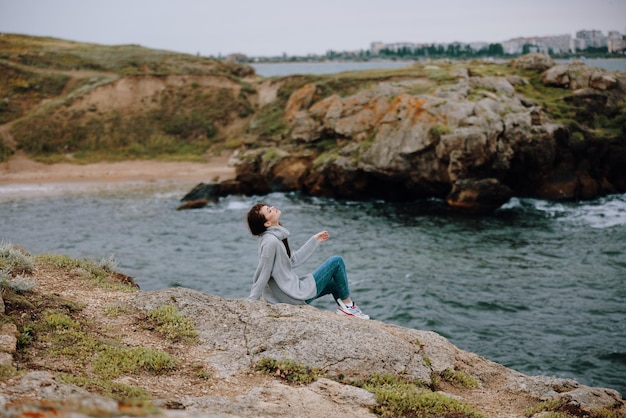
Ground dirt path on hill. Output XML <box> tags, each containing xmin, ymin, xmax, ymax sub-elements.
<box><xmin>0</xmin><ymin>120</ymin><xmax>17</xmax><ymax>148</ymax></box>
<box><xmin>0</xmin><ymin>58</ymin><xmax>118</xmax><ymax>80</ymax></box>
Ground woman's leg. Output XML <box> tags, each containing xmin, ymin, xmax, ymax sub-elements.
<box><xmin>307</xmin><ymin>256</ymin><xmax>351</xmax><ymax>303</ymax></box>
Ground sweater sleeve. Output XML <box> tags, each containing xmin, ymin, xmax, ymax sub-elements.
<box><xmin>290</xmin><ymin>235</ymin><xmax>320</xmax><ymax>268</ymax></box>
<box><xmin>248</xmin><ymin>238</ymin><xmax>278</xmax><ymax>301</ymax></box>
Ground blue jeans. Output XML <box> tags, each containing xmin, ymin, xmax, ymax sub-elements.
<box><xmin>306</xmin><ymin>256</ymin><xmax>351</xmax><ymax>303</ymax></box>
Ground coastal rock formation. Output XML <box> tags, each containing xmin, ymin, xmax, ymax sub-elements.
<box><xmin>510</xmin><ymin>53</ymin><xmax>555</xmax><ymax>71</ymax></box>
<box><xmin>542</xmin><ymin>61</ymin><xmax>619</xmax><ymax>91</ymax></box>
<box><xmin>1</xmin><ymin>283</ymin><xmax>624</xmax><ymax>417</ymax></box>
<box><xmin>222</xmin><ymin>59</ymin><xmax>626</xmax><ymax>212</ymax></box>
<box><xmin>0</xmin><ymin>242</ymin><xmax>624</xmax><ymax>417</ymax></box>
<box><xmin>446</xmin><ymin>178</ymin><xmax>514</xmax><ymax>213</ymax></box>
<box><xmin>177</xmin><ymin>182</ymin><xmax>222</xmax><ymax>210</ymax></box>
<box><xmin>131</xmin><ymin>289</ymin><xmax>626</xmax><ymax>416</ymax></box>
<box><xmin>2</xmin><ymin>36</ymin><xmax>624</xmax><ymax>214</ymax></box>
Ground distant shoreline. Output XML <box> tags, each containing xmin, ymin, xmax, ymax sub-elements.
<box><xmin>0</xmin><ymin>152</ymin><xmax>235</xmax><ymax>196</ymax></box>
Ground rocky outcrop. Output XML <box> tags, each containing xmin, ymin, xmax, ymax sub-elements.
<box><xmin>177</xmin><ymin>182</ymin><xmax>221</xmax><ymax>210</ymax></box>
<box><xmin>0</xmin><ymin>371</ymin><xmax>378</xmax><ymax>418</ymax></box>
<box><xmin>510</xmin><ymin>53</ymin><xmax>555</xmax><ymax>71</ymax></box>
<box><xmin>446</xmin><ymin>178</ymin><xmax>513</xmax><ymax>213</ymax></box>
<box><xmin>0</xmin><ymin>323</ymin><xmax>18</xmax><ymax>372</ymax></box>
<box><xmin>542</xmin><ymin>61</ymin><xmax>618</xmax><ymax>91</ymax></box>
<box><xmin>223</xmin><ymin>58</ymin><xmax>626</xmax><ymax>212</ymax></box>
<box><xmin>2</xmin><ymin>287</ymin><xmax>623</xmax><ymax>417</ymax></box>
<box><xmin>130</xmin><ymin>289</ymin><xmax>626</xmax><ymax>417</ymax></box>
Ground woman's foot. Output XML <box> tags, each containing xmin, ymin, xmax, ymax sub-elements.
<box><xmin>336</xmin><ymin>298</ymin><xmax>370</xmax><ymax>320</ymax></box>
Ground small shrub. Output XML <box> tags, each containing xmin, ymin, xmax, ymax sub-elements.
<box><xmin>248</xmin><ymin>102</ymin><xmax>287</xmax><ymax>137</ymax></box>
<box><xmin>17</xmin><ymin>324</ymin><xmax>35</xmax><ymax>349</ymax></box>
<box><xmin>256</xmin><ymin>358</ymin><xmax>320</xmax><ymax>384</ymax></box>
<box><xmin>196</xmin><ymin>369</ymin><xmax>212</xmax><ymax>380</ymax></box>
<box><xmin>525</xmin><ymin>398</ymin><xmax>569</xmax><ymax>417</ymax></box>
<box><xmin>58</xmin><ymin>374</ymin><xmax>153</xmax><ymax>405</ymax></box>
<box><xmin>239</xmin><ymin>81</ymin><xmax>256</xmax><ymax>95</ymax></box>
<box><xmin>429</xmin><ymin>124</ymin><xmax>452</xmax><ymax>140</ymax></box>
<box><xmin>590</xmin><ymin>408</ymin><xmax>626</xmax><ymax>418</ymax></box>
<box><xmin>97</xmin><ymin>254</ymin><xmax>118</xmax><ymax>272</ymax></box>
<box><xmin>0</xmin><ymin>271</ymin><xmax>8</xmax><ymax>289</ymax></box>
<box><xmin>104</xmin><ymin>305</ymin><xmax>131</xmax><ymax>317</ymax></box>
<box><xmin>351</xmin><ymin>373</ymin><xmax>484</xmax><ymax>418</ymax></box>
<box><xmin>191</xmin><ymin>362</ymin><xmax>212</xmax><ymax>380</ymax></box>
<box><xmin>0</xmin><ymin>364</ymin><xmax>17</xmax><ymax>381</ymax></box>
<box><xmin>524</xmin><ymin>397</ymin><xmax>626</xmax><ymax>418</ymax></box>
<box><xmin>2</xmin><ymin>275</ymin><xmax>37</xmax><ymax>293</ymax></box>
<box><xmin>147</xmin><ymin>304</ymin><xmax>198</xmax><ymax>343</ymax></box>
<box><xmin>43</xmin><ymin>309</ymin><xmax>80</xmax><ymax>330</ymax></box>
<box><xmin>94</xmin><ymin>345</ymin><xmax>176</xmax><ymax>378</ymax></box>
<box><xmin>438</xmin><ymin>368</ymin><xmax>479</xmax><ymax>389</ymax></box>
<box><xmin>223</xmin><ymin>137</ymin><xmax>243</xmax><ymax>149</ymax></box>
<box><xmin>35</xmin><ymin>254</ymin><xmax>137</xmax><ymax>291</ymax></box>
<box><xmin>571</xmin><ymin>131</ymin><xmax>585</xmax><ymax>142</ymax></box>
<box><xmin>312</xmin><ymin>152</ymin><xmax>338</xmax><ymax>169</ymax></box>
<box><xmin>0</xmin><ymin>243</ymin><xmax>35</xmax><ymax>276</ymax></box>
<box><xmin>314</xmin><ymin>137</ymin><xmax>339</xmax><ymax>154</ymax></box>
<box><xmin>261</xmin><ymin>147</ymin><xmax>286</xmax><ymax>162</ymax></box>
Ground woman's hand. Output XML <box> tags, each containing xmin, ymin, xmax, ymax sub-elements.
<box><xmin>315</xmin><ymin>230</ymin><xmax>330</xmax><ymax>243</ymax></box>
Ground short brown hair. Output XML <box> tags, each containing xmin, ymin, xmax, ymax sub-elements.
<box><xmin>247</xmin><ymin>203</ymin><xmax>291</xmax><ymax>257</ymax></box>
<box><xmin>247</xmin><ymin>203</ymin><xmax>267</xmax><ymax>236</ymax></box>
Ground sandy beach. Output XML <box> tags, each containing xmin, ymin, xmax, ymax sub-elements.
<box><xmin>0</xmin><ymin>152</ymin><xmax>236</xmax><ymax>197</ymax></box>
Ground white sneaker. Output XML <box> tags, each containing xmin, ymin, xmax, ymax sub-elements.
<box><xmin>336</xmin><ymin>298</ymin><xmax>370</xmax><ymax>320</ymax></box>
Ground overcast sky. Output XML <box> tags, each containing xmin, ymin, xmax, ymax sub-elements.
<box><xmin>1</xmin><ymin>0</ymin><xmax>624</xmax><ymax>57</ymax></box>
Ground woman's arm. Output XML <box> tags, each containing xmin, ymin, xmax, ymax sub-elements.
<box><xmin>248</xmin><ymin>239</ymin><xmax>278</xmax><ymax>301</ymax></box>
<box><xmin>290</xmin><ymin>230</ymin><xmax>328</xmax><ymax>268</ymax></box>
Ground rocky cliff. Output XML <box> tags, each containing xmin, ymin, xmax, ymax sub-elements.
<box><xmin>220</xmin><ymin>54</ymin><xmax>626</xmax><ymax>213</ymax></box>
<box><xmin>0</xmin><ymin>245</ymin><xmax>624</xmax><ymax>417</ymax></box>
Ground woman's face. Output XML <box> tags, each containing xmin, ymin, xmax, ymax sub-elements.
<box><xmin>260</xmin><ymin>205</ymin><xmax>281</xmax><ymax>227</ymax></box>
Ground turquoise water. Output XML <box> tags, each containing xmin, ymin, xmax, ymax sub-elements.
<box><xmin>1</xmin><ymin>185</ymin><xmax>625</xmax><ymax>394</ymax></box>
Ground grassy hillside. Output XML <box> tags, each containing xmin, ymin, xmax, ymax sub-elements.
<box><xmin>0</xmin><ymin>34</ymin><xmax>251</xmax><ymax>76</ymax></box>
<box><xmin>0</xmin><ymin>34</ymin><xmax>257</xmax><ymax>163</ymax></box>
<box><xmin>0</xmin><ymin>242</ymin><xmax>211</xmax><ymax>410</ymax></box>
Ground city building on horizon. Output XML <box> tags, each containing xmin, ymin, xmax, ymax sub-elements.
<box><xmin>370</xmin><ymin>29</ymin><xmax>625</xmax><ymax>56</ymax></box>
<box><xmin>229</xmin><ymin>28</ymin><xmax>625</xmax><ymax>61</ymax></box>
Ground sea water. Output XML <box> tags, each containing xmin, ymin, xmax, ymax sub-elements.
<box><xmin>251</xmin><ymin>58</ymin><xmax>626</xmax><ymax>77</ymax></box>
<box><xmin>1</xmin><ymin>186</ymin><xmax>624</xmax><ymax>394</ymax></box>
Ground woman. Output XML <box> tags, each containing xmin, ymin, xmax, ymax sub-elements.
<box><xmin>246</xmin><ymin>203</ymin><xmax>369</xmax><ymax>319</ymax></box>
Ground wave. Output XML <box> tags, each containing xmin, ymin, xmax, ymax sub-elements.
<box><xmin>502</xmin><ymin>194</ymin><xmax>626</xmax><ymax>229</ymax></box>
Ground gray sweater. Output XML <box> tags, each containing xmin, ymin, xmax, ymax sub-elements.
<box><xmin>248</xmin><ymin>225</ymin><xmax>320</xmax><ymax>304</ymax></box>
